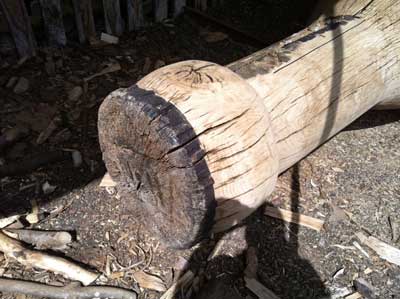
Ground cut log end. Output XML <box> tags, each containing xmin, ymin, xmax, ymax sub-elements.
<box><xmin>98</xmin><ymin>61</ymin><xmax>279</xmax><ymax>248</ymax></box>
<box><xmin>98</xmin><ymin>87</ymin><xmax>216</xmax><ymax>249</ymax></box>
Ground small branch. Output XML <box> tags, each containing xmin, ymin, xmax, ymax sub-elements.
<box><xmin>0</xmin><ymin>278</ymin><xmax>136</xmax><ymax>299</ymax></box>
<box><xmin>264</xmin><ymin>206</ymin><xmax>324</xmax><ymax>232</ymax></box>
<box><xmin>84</xmin><ymin>63</ymin><xmax>121</xmax><ymax>82</ymax></box>
<box><xmin>0</xmin><ymin>231</ymin><xmax>98</xmax><ymax>286</ymax></box>
<box><xmin>3</xmin><ymin>229</ymin><xmax>72</xmax><ymax>250</ymax></box>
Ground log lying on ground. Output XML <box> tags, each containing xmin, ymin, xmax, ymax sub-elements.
<box><xmin>98</xmin><ymin>0</ymin><xmax>400</xmax><ymax>248</ymax></box>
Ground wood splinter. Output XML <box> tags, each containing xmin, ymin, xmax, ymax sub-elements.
<box><xmin>98</xmin><ymin>0</ymin><xmax>400</xmax><ymax>249</ymax></box>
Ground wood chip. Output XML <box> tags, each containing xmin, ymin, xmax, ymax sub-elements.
<box><xmin>364</xmin><ymin>268</ymin><xmax>373</xmax><ymax>275</ymax></box>
<box><xmin>264</xmin><ymin>206</ymin><xmax>324</xmax><ymax>232</ymax></box>
<box><xmin>356</xmin><ymin>232</ymin><xmax>400</xmax><ymax>266</ymax></box>
<box><xmin>344</xmin><ymin>292</ymin><xmax>362</xmax><ymax>299</ymax></box>
<box><xmin>352</xmin><ymin>241</ymin><xmax>370</xmax><ymax>258</ymax></box>
<box><xmin>0</xmin><ymin>215</ymin><xmax>20</xmax><ymax>229</ymax></box>
<box><xmin>101</xmin><ymin>32</ymin><xmax>119</xmax><ymax>44</ymax></box>
<box><xmin>3</xmin><ymin>229</ymin><xmax>72</xmax><ymax>250</ymax></box>
<box><xmin>132</xmin><ymin>270</ymin><xmax>166</xmax><ymax>292</ymax></box>
<box><xmin>25</xmin><ymin>200</ymin><xmax>39</xmax><ymax>224</ymax></box>
<box><xmin>204</xmin><ymin>31</ymin><xmax>228</xmax><ymax>43</ymax></box>
<box><xmin>244</xmin><ymin>277</ymin><xmax>280</xmax><ymax>299</ymax></box>
<box><xmin>99</xmin><ymin>172</ymin><xmax>117</xmax><ymax>187</ymax></box>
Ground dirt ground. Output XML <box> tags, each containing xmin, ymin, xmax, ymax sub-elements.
<box><xmin>1</xmin><ymin>5</ymin><xmax>400</xmax><ymax>299</ymax></box>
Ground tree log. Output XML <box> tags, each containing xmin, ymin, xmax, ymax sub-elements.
<box><xmin>98</xmin><ymin>0</ymin><xmax>400</xmax><ymax>248</ymax></box>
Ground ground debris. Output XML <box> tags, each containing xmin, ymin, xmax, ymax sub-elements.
<box><xmin>0</xmin><ymin>279</ymin><xmax>136</xmax><ymax>299</ymax></box>
<box><xmin>354</xmin><ymin>277</ymin><xmax>376</xmax><ymax>299</ymax></box>
<box><xmin>13</xmin><ymin>77</ymin><xmax>30</xmax><ymax>94</ymax></box>
<box><xmin>68</xmin><ymin>86</ymin><xmax>83</xmax><ymax>102</ymax></box>
<box><xmin>3</xmin><ymin>229</ymin><xmax>72</xmax><ymax>250</ymax></box>
<box><xmin>132</xmin><ymin>270</ymin><xmax>166</xmax><ymax>292</ymax></box>
<box><xmin>356</xmin><ymin>232</ymin><xmax>400</xmax><ymax>266</ymax></box>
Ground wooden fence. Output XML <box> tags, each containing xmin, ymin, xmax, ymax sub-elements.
<box><xmin>0</xmin><ymin>0</ymin><xmax>221</xmax><ymax>58</ymax></box>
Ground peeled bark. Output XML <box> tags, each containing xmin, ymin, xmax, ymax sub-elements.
<box><xmin>98</xmin><ymin>0</ymin><xmax>400</xmax><ymax>248</ymax></box>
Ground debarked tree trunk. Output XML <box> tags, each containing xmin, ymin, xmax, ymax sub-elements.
<box><xmin>98</xmin><ymin>0</ymin><xmax>400</xmax><ymax>249</ymax></box>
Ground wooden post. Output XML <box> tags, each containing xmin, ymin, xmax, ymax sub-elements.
<box><xmin>153</xmin><ymin>0</ymin><xmax>168</xmax><ymax>22</ymax></box>
<box><xmin>39</xmin><ymin>0</ymin><xmax>67</xmax><ymax>47</ymax></box>
<box><xmin>127</xmin><ymin>0</ymin><xmax>144</xmax><ymax>31</ymax></box>
<box><xmin>72</xmin><ymin>0</ymin><xmax>96</xmax><ymax>43</ymax></box>
<box><xmin>103</xmin><ymin>0</ymin><xmax>124</xmax><ymax>36</ymax></box>
<box><xmin>0</xmin><ymin>0</ymin><xmax>36</xmax><ymax>57</ymax></box>
<box><xmin>173</xmin><ymin>0</ymin><xmax>186</xmax><ymax>17</ymax></box>
<box><xmin>98</xmin><ymin>0</ymin><xmax>400</xmax><ymax>248</ymax></box>
<box><xmin>72</xmin><ymin>0</ymin><xmax>85</xmax><ymax>43</ymax></box>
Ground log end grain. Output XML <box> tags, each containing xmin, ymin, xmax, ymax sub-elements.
<box><xmin>98</xmin><ymin>61</ymin><xmax>279</xmax><ymax>248</ymax></box>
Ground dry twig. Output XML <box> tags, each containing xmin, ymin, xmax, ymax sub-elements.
<box><xmin>3</xmin><ymin>229</ymin><xmax>72</xmax><ymax>250</ymax></box>
<box><xmin>264</xmin><ymin>206</ymin><xmax>324</xmax><ymax>232</ymax></box>
<box><xmin>0</xmin><ymin>231</ymin><xmax>98</xmax><ymax>285</ymax></box>
<box><xmin>84</xmin><ymin>63</ymin><xmax>121</xmax><ymax>81</ymax></box>
<box><xmin>0</xmin><ymin>279</ymin><xmax>136</xmax><ymax>299</ymax></box>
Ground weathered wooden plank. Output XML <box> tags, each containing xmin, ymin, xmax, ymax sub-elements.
<box><xmin>127</xmin><ymin>0</ymin><xmax>144</xmax><ymax>31</ymax></box>
<box><xmin>72</xmin><ymin>0</ymin><xmax>96</xmax><ymax>43</ymax></box>
<box><xmin>200</xmin><ymin>0</ymin><xmax>207</xmax><ymax>11</ymax></box>
<box><xmin>40</xmin><ymin>0</ymin><xmax>67</xmax><ymax>46</ymax></box>
<box><xmin>72</xmin><ymin>0</ymin><xmax>85</xmax><ymax>43</ymax></box>
<box><xmin>153</xmin><ymin>0</ymin><xmax>168</xmax><ymax>22</ymax></box>
<box><xmin>103</xmin><ymin>0</ymin><xmax>123</xmax><ymax>36</ymax></box>
<box><xmin>82</xmin><ymin>0</ymin><xmax>96</xmax><ymax>42</ymax></box>
<box><xmin>0</xmin><ymin>0</ymin><xmax>36</xmax><ymax>57</ymax></box>
<box><xmin>173</xmin><ymin>0</ymin><xmax>186</xmax><ymax>17</ymax></box>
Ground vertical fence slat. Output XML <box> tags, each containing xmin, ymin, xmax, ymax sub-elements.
<box><xmin>173</xmin><ymin>0</ymin><xmax>186</xmax><ymax>17</ymax></box>
<box><xmin>0</xmin><ymin>0</ymin><xmax>36</xmax><ymax>57</ymax></box>
<box><xmin>153</xmin><ymin>0</ymin><xmax>168</xmax><ymax>22</ymax></box>
<box><xmin>127</xmin><ymin>0</ymin><xmax>144</xmax><ymax>31</ymax></box>
<box><xmin>72</xmin><ymin>0</ymin><xmax>85</xmax><ymax>43</ymax></box>
<box><xmin>103</xmin><ymin>0</ymin><xmax>124</xmax><ymax>36</ymax></box>
<box><xmin>40</xmin><ymin>0</ymin><xmax>67</xmax><ymax>46</ymax></box>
